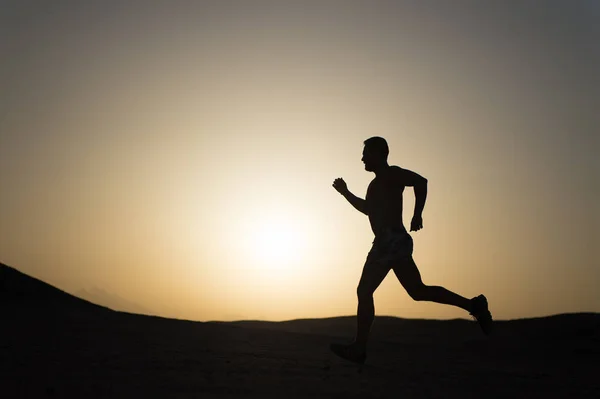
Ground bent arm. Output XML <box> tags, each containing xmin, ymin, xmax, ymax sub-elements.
<box><xmin>413</xmin><ymin>180</ymin><xmax>427</xmax><ymax>217</ymax></box>
<box><xmin>332</xmin><ymin>177</ymin><xmax>368</xmax><ymax>215</ymax></box>
<box><xmin>341</xmin><ymin>190</ymin><xmax>368</xmax><ymax>215</ymax></box>
<box><xmin>397</xmin><ymin>168</ymin><xmax>428</xmax><ymax>216</ymax></box>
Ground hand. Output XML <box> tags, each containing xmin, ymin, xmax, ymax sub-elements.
<box><xmin>410</xmin><ymin>214</ymin><xmax>423</xmax><ymax>232</ymax></box>
<box><xmin>332</xmin><ymin>178</ymin><xmax>348</xmax><ymax>195</ymax></box>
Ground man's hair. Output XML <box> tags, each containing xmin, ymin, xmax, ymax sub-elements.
<box><xmin>364</xmin><ymin>136</ymin><xmax>389</xmax><ymax>159</ymax></box>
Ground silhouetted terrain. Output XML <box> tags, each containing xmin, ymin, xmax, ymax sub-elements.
<box><xmin>74</xmin><ymin>287</ymin><xmax>153</xmax><ymax>316</ymax></box>
<box><xmin>1</xmin><ymin>262</ymin><xmax>598</xmax><ymax>398</ymax></box>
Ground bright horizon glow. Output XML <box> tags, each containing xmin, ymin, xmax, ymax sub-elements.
<box><xmin>247</xmin><ymin>215</ymin><xmax>307</xmax><ymax>267</ymax></box>
<box><xmin>1</xmin><ymin>1</ymin><xmax>597</xmax><ymax>322</ymax></box>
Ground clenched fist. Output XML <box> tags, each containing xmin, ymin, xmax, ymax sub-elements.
<box><xmin>410</xmin><ymin>214</ymin><xmax>423</xmax><ymax>232</ymax></box>
<box><xmin>332</xmin><ymin>178</ymin><xmax>348</xmax><ymax>195</ymax></box>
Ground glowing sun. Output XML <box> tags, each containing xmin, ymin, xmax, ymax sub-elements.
<box><xmin>242</xmin><ymin>211</ymin><xmax>309</xmax><ymax>268</ymax></box>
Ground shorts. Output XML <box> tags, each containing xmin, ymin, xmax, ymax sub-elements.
<box><xmin>365</xmin><ymin>229</ymin><xmax>413</xmax><ymax>268</ymax></box>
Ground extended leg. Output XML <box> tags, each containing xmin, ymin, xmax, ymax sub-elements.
<box><xmin>392</xmin><ymin>257</ymin><xmax>493</xmax><ymax>334</ymax></box>
<box><xmin>392</xmin><ymin>257</ymin><xmax>471</xmax><ymax>311</ymax></box>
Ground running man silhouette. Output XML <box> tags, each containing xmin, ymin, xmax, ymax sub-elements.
<box><xmin>330</xmin><ymin>137</ymin><xmax>493</xmax><ymax>364</ymax></box>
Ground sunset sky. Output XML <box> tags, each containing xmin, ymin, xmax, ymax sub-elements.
<box><xmin>1</xmin><ymin>1</ymin><xmax>598</xmax><ymax>321</ymax></box>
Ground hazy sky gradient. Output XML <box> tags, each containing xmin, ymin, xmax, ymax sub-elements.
<box><xmin>1</xmin><ymin>1</ymin><xmax>598</xmax><ymax>321</ymax></box>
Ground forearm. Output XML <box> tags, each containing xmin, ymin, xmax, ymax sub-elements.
<box><xmin>341</xmin><ymin>190</ymin><xmax>368</xmax><ymax>215</ymax></box>
<box><xmin>413</xmin><ymin>181</ymin><xmax>427</xmax><ymax>216</ymax></box>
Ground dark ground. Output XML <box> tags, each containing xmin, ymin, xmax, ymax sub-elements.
<box><xmin>1</xmin><ymin>263</ymin><xmax>598</xmax><ymax>398</ymax></box>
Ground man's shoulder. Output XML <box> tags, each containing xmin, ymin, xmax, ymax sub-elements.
<box><xmin>389</xmin><ymin>166</ymin><xmax>410</xmax><ymax>185</ymax></box>
<box><xmin>389</xmin><ymin>165</ymin><xmax>405</xmax><ymax>176</ymax></box>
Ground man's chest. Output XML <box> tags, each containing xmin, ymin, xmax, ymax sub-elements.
<box><xmin>366</xmin><ymin>178</ymin><xmax>405</xmax><ymax>203</ymax></box>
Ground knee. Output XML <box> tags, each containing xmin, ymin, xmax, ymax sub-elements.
<box><xmin>407</xmin><ymin>284</ymin><xmax>428</xmax><ymax>301</ymax></box>
<box><xmin>356</xmin><ymin>284</ymin><xmax>374</xmax><ymax>301</ymax></box>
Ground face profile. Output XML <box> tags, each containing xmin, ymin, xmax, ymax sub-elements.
<box><xmin>361</xmin><ymin>146</ymin><xmax>375</xmax><ymax>172</ymax></box>
<box><xmin>361</xmin><ymin>137</ymin><xmax>390</xmax><ymax>173</ymax></box>
<box><xmin>361</xmin><ymin>145</ymin><xmax>386</xmax><ymax>172</ymax></box>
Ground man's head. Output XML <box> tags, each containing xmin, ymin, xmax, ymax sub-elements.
<box><xmin>362</xmin><ymin>136</ymin><xmax>389</xmax><ymax>172</ymax></box>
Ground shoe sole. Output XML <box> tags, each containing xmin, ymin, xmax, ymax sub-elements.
<box><xmin>330</xmin><ymin>344</ymin><xmax>367</xmax><ymax>365</ymax></box>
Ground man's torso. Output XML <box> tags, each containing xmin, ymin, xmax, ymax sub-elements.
<box><xmin>366</xmin><ymin>166</ymin><xmax>406</xmax><ymax>236</ymax></box>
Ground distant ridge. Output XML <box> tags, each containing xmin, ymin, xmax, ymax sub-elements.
<box><xmin>0</xmin><ymin>262</ymin><xmax>110</xmax><ymax>312</ymax></box>
<box><xmin>228</xmin><ymin>313</ymin><xmax>600</xmax><ymax>343</ymax></box>
<box><xmin>1</xmin><ymin>261</ymin><xmax>598</xmax><ymax>341</ymax></box>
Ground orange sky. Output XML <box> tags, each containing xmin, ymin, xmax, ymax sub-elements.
<box><xmin>1</xmin><ymin>1</ymin><xmax>598</xmax><ymax>321</ymax></box>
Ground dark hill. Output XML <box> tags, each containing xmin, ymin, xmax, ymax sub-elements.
<box><xmin>1</xmin><ymin>263</ymin><xmax>598</xmax><ymax>398</ymax></box>
<box><xmin>0</xmin><ymin>263</ymin><xmax>110</xmax><ymax>313</ymax></box>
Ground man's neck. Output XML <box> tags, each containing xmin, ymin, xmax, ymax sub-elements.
<box><xmin>373</xmin><ymin>163</ymin><xmax>391</xmax><ymax>177</ymax></box>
